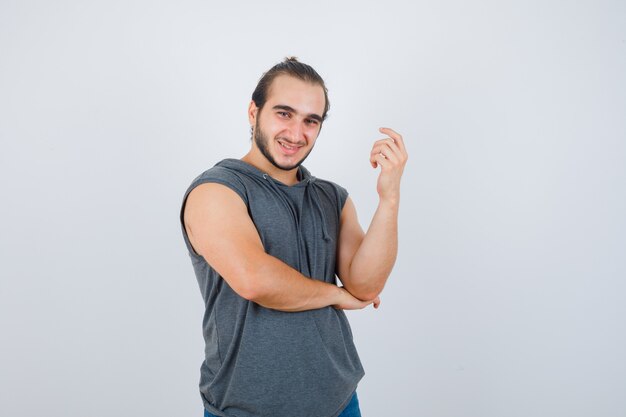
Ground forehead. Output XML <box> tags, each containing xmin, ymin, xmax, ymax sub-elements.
<box><xmin>265</xmin><ymin>75</ymin><xmax>325</xmax><ymax>115</ymax></box>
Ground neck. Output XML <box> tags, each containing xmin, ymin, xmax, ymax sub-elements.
<box><xmin>241</xmin><ymin>151</ymin><xmax>300</xmax><ymax>186</ymax></box>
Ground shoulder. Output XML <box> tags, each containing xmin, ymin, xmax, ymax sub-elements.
<box><xmin>185</xmin><ymin>182</ymin><xmax>247</xmax><ymax>219</ymax></box>
<box><xmin>182</xmin><ymin>181</ymin><xmax>249</xmax><ymax>239</ymax></box>
<box><xmin>185</xmin><ymin>163</ymin><xmax>248</xmax><ymax>205</ymax></box>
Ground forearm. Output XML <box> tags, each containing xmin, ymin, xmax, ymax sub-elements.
<box><xmin>346</xmin><ymin>198</ymin><xmax>399</xmax><ymax>300</ymax></box>
<box><xmin>243</xmin><ymin>253</ymin><xmax>343</xmax><ymax>312</ymax></box>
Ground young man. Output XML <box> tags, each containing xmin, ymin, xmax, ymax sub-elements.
<box><xmin>180</xmin><ymin>57</ymin><xmax>407</xmax><ymax>417</ymax></box>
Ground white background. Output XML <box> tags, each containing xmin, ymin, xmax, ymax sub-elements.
<box><xmin>1</xmin><ymin>1</ymin><xmax>625</xmax><ymax>416</ymax></box>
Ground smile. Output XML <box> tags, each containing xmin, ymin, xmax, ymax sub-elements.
<box><xmin>276</xmin><ymin>139</ymin><xmax>303</xmax><ymax>155</ymax></box>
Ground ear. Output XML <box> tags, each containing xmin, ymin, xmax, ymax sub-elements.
<box><xmin>248</xmin><ymin>100</ymin><xmax>259</xmax><ymax>127</ymax></box>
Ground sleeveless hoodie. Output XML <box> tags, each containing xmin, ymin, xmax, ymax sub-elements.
<box><xmin>179</xmin><ymin>159</ymin><xmax>364</xmax><ymax>417</ymax></box>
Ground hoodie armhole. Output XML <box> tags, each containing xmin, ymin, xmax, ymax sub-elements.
<box><xmin>331</xmin><ymin>183</ymin><xmax>349</xmax><ymax>217</ymax></box>
<box><xmin>179</xmin><ymin>177</ymin><xmax>248</xmax><ymax>259</ymax></box>
<box><xmin>337</xmin><ymin>185</ymin><xmax>349</xmax><ymax>212</ymax></box>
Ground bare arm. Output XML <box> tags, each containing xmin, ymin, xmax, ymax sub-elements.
<box><xmin>336</xmin><ymin>197</ymin><xmax>398</xmax><ymax>301</ymax></box>
<box><xmin>336</xmin><ymin>127</ymin><xmax>408</xmax><ymax>301</ymax></box>
<box><xmin>183</xmin><ymin>182</ymin><xmax>379</xmax><ymax>312</ymax></box>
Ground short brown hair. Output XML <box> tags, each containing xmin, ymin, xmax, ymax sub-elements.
<box><xmin>251</xmin><ymin>57</ymin><xmax>330</xmax><ymax>121</ymax></box>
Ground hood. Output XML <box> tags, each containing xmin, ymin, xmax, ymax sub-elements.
<box><xmin>215</xmin><ymin>158</ymin><xmax>314</xmax><ymax>186</ymax></box>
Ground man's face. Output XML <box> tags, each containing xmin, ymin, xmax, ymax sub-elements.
<box><xmin>251</xmin><ymin>75</ymin><xmax>326</xmax><ymax>171</ymax></box>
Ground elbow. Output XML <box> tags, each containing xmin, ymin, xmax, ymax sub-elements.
<box><xmin>345</xmin><ymin>265</ymin><xmax>391</xmax><ymax>301</ymax></box>
<box><xmin>233</xmin><ymin>257</ymin><xmax>281</xmax><ymax>303</ymax></box>
<box><xmin>236</xmin><ymin>282</ymin><xmax>259</xmax><ymax>302</ymax></box>
<box><xmin>228</xmin><ymin>264</ymin><xmax>265</xmax><ymax>302</ymax></box>
<box><xmin>347</xmin><ymin>283</ymin><xmax>383</xmax><ymax>302</ymax></box>
<box><xmin>236</xmin><ymin>274</ymin><xmax>268</xmax><ymax>303</ymax></box>
<box><xmin>342</xmin><ymin>270</ymin><xmax>386</xmax><ymax>301</ymax></box>
<box><xmin>356</xmin><ymin>290</ymin><xmax>382</xmax><ymax>302</ymax></box>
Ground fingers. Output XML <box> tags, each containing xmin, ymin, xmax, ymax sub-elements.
<box><xmin>379</xmin><ymin>127</ymin><xmax>407</xmax><ymax>154</ymax></box>
<box><xmin>359</xmin><ymin>296</ymin><xmax>381</xmax><ymax>310</ymax></box>
<box><xmin>334</xmin><ymin>287</ymin><xmax>381</xmax><ymax>310</ymax></box>
<box><xmin>370</xmin><ymin>141</ymin><xmax>401</xmax><ymax>163</ymax></box>
<box><xmin>369</xmin><ymin>142</ymin><xmax>401</xmax><ymax>170</ymax></box>
<box><xmin>377</xmin><ymin>128</ymin><xmax>408</xmax><ymax>163</ymax></box>
<box><xmin>370</xmin><ymin>152</ymin><xmax>389</xmax><ymax>170</ymax></box>
<box><xmin>369</xmin><ymin>127</ymin><xmax>408</xmax><ymax>170</ymax></box>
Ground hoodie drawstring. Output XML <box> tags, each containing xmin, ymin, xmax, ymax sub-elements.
<box><xmin>262</xmin><ymin>173</ymin><xmax>307</xmax><ymax>273</ymax></box>
<box><xmin>261</xmin><ymin>173</ymin><xmax>331</xmax><ymax>277</ymax></box>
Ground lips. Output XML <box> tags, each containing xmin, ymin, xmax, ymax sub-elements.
<box><xmin>276</xmin><ymin>139</ymin><xmax>303</xmax><ymax>156</ymax></box>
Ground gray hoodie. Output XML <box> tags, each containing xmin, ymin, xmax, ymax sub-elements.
<box><xmin>179</xmin><ymin>159</ymin><xmax>364</xmax><ymax>417</ymax></box>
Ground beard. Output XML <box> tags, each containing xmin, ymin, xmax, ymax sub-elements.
<box><xmin>253</xmin><ymin>118</ymin><xmax>315</xmax><ymax>171</ymax></box>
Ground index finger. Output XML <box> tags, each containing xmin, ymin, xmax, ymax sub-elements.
<box><xmin>379</xmin><ymin>127</ymin><xmax>406</xmax><ymax>152</ymax></box>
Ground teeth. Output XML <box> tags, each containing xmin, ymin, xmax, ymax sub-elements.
<box><xmin>279</xmin><ymin>141</ymin><xmax>294</xmax><ymax>150</ymax></box>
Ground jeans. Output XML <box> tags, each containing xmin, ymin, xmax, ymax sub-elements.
<box><xmin>203</xmin><ymin>392</ymin><xmax>362</xmax><ymax>417</ymax></box>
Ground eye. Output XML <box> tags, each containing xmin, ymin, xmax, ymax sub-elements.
<box><xmin>277</xmin><ymin>111</ymin><xmax>290</xmax><ymax>118</ymax></box>
<box><xmin>305</xmin><ymin>118</ymin><xmax>319</xmax><ymax>126</ymax></box>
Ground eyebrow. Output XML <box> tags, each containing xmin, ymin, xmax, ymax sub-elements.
<box><xmin>272</xmin><ymin>105</ymin><xmax>323</xmax><ymax>123</ymax></box>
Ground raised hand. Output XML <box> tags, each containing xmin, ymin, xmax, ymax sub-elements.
<box><xmin>369</xmin><ymin>127</ymin><xmax>408</xmax><ymax>202</ymax></box>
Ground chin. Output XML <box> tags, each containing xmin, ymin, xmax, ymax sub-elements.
<box><xmin>273</xmin><ymin>158</ymin><xmax>304</xmax><ymax>171</ymax></box>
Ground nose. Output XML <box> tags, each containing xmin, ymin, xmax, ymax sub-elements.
<box><xmin>288</xmin><ymin>118</ymin><xmax>306</xmax><ymax>144</ymax></box>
